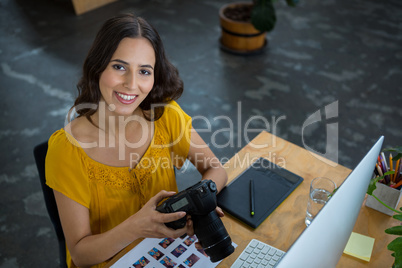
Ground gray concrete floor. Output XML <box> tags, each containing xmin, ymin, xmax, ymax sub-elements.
<box><xmin>0</xmin><ymin>0</ymin><xmax>401</xmax><ymax>267</ymax></box>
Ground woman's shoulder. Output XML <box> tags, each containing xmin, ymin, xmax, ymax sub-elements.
<box><xmin>164</xmin><ymin>100</ymin><xmax>181</xmax><ymax>112</ymax></box>
<box><xmin>47</xmin><ymin>128</ymin><xmax>82</xmax><ymax>166</ymax></box>
<box><xmin>66</xmin><ymin>116</ymin><xmax>98</xmax><ymax>142</ymax></box>
<box><xmin>48</xmin><ymin>117</ymin><xmax>96</xmax><ymax>153</ymax></box>
<box><xmin>48</xmin><ymin>128</ymin><xmax>76</xmax><ymax>148</ymax></box>
<box><xmin>160</xmin><ymin>101</ymin><xmax>190</xmax><ymax>122</ymax></box>
<box><xmin>156</xmin><ymin>101</ymin><xmax>192</xmax><ymax>145</ymax></box>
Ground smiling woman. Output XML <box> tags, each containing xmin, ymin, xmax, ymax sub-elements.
<box><xmin>44</xmin><ymin>13</ymin><xmax>228</xmax><ymax>268</ymax></box>
<box><xmin>73</xmin><ymin>15</ymin><xmax>183</xmax><ymax>122</ymax></box>
<box><xmin>99</xmin><ymin>37</ymin><xmax>156</xmax><ymax>116</ymax></box>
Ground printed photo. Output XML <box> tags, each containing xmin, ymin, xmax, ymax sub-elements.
<box><xmin>133</xmin><ymin>256</ymin><xmax>150</xmax><ymax>268</ymax></box>
<box><xmin>171</xmin><ymin>244</ymin><xmax>187</xmax><ymax>258</ymax></box>
<box><xmin>148</xmin><ymin>247</ymin><xmax>164</xmax><ymax>261</ymax></box>
<box><xmin>159</xmin><ymin>238</ymin><xmax>175</xmax><ymax>249</ymax></box>
<box><xmin>183</xmin><ymin>253</ymin><xmax>200</xmax><ymax>267</ymax></box>
<box><xmin>183</xmin><ymin>235</ymin><xmax>196</xmax><ymax>247</ymax></box>
<box><xmin>178</xmin><ymin>265</ymin><xmax>186</xmax><ymax>268</ymax></box>
<box><xmin>160</xmin><ymin>256</ymin><xmax>177</xmax><ymax>268</ymax></box>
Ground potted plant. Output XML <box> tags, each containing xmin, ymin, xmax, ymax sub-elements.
<box><xmin>219</xmin><ymin>0</ymin><xmax>298</xmax><ymax>55</ymax></box>
<box><xmin>366</xmin><ymin>146</ymin><xmax>402</xmax><ymax>268</ymax></box>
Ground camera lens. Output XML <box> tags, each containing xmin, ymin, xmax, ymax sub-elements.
<box><xmin>192</xmin><ymin>211</ymin><xmax>235</xmax><ymax>262</ymax></box>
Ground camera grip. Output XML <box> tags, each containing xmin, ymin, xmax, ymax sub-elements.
<box><xmin>164</xmin><ymin>216</ymin><xmax>187</xmax><ymax>230</ymax></box>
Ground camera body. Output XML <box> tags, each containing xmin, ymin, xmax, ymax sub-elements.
<box><xmin>156</xmin><ymin>180</ymin><xmax>234</xmax><ymax>262</ymax></box>
<box><xmin>156</xmin><ymin>179</ymin><xmax>218</xmax><ymax>229</ymax></box>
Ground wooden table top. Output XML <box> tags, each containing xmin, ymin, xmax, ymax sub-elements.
<box><xmin>106</xmin><ymin>131</ymin><xmax>400</xmax><ymax>268</ymax></box>
<box><xmin>218</xmin><ymin>131</ymin><xmax>400</xmax><ymax>268</ymax></box>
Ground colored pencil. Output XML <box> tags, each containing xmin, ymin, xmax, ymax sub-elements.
<box><xmin>389</xmin><ymin>154</ymin><xmax>393</xmax><ymax>182</ymax></box>
<box><xmin>382</xmin><ymin>152</ymin><xmax>389</xmax><ymax>170</ymax></box>
<box><xmin>380</xmin><ymin>154</ymin><xmax>390</xmax><ymax>184</ymax></box>
<box><xmin>397</xmin><ymin>160</ymin><xmax>402</xmax><ymax>183</ymax></box>
<box><xmin>376</xmin><ymin>163</ymin><xmax>383</xmax><ymax>177</ymax></box>
<box><xmin>394</xmin><ymin>159</ymin><xmax>400</xmax><ymax>182</ymax></box>
<box><xmin>391</xmin><ymin>178</ymin><xmax>402</xmax><ymax>189</ymax></box>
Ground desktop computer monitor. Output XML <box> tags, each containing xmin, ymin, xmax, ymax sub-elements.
<box><xmin>276</xmin><ymin>136</ymin><xmax>384</xmax><ymax>268</ymax></box>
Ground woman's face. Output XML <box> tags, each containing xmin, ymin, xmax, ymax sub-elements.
<box><xmin>99</xmin><ymin>37</ymin><xmax>156</xmax><ymax>117</ymax></box>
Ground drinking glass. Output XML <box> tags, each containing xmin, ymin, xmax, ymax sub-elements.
<box><xmin>305</xmin><ymin>177</ymin><xmax>336</xmax><ymax>227</ymax></box>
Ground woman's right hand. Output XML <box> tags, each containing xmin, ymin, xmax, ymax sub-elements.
<box><xmin>130</xmin><ymin>190</ymin><xmax>193</xmax><ymax>239</ymax></box>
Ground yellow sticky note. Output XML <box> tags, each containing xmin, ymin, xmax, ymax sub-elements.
<box><xmin>343</xmin><ymin>232</ymin><xmax>375</xmax><ymax>262</ymax></box>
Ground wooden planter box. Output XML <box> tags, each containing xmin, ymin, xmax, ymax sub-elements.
<box><xmin>219</xmin><ymin>2</ymin><xmax>267</xmax><ymax>55</ymax></box>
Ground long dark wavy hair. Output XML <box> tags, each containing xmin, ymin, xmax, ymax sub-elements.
<box><xmin>73</xmin><ymin>13</ymin><xmax>183</xmax><ymax>122</ymax></box>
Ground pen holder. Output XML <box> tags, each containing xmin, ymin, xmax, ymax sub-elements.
<box><xmin>365</xmin><ymin>182</ymin><xmax>402</xmax><ymax>216</ymax></box>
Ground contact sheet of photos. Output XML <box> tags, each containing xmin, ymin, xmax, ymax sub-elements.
<box><xmin>111</xmin><ymin>234</ymin><xmax>236</xmax><ymax>268</ymax></box>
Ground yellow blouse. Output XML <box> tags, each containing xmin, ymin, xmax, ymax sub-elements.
<box><xmin>45</xmin><ymin>101</ymin><xmax>192</xmax><ymax>268</ymax></box>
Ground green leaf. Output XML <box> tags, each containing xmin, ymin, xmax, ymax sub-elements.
<box><xmin>384</xmin><ymin>146</ymin><xmax>402</xmax><ymax>161</ymax></box>
<box><xmin>251</xmin><ymin>0</ymin><xmax>277</xmax><ymax>32</ymax></box>
<box><xmin>329</xmin><ymin>186</ymin><xmax>339</xmax><ymax>197</ymax></box>
<box><xmin>394</xmin><ymin>214</ymin><xmax>402</xmax><ymax>221</ymax></box>
<box><xmin>393</xmin><ymin>250</ymin><xmax>402</xmax><ymax>268</ymax></box>
<box><xmin>388</xmin><ymin>237</ymin><xmax>402</xmax><ymax>252</ymax></box>
<box><xmin>384</xmin><ymin>171</ymin><xmax>395</xmax><ymax>176</ymax></box>
<box><xmin>367</xmin><ymin>171</ymin><xmax>395</xmax><ymax>195</ymax></box>
<box><xmin>367</xmin><ymin>177</ymin><xmax>380</xmax><ymax>195</ymax></box>
<box><xmin>384</xmin><ymin>146</ymin><xmax>402</xmax><ymax>152</ymax></box>
<box><xmin>388</xmin><ymin>152</ymin><xmax>402</xmax><ymax>161</ymax></box>
<box><xmin>386</xmin><ymin>226</ymin><xmax>402</xmax><ymax>235</ymax></box>
<box><xmin>285</xmin><ymin>0</ymin><xmax>298</xmax><ymax>7</ymax></box>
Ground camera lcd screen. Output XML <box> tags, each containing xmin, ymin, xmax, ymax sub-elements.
<box><xmin>172</xmin><ymin>197</ymin><xmax>189</xmax><ymax>211</ymax></box>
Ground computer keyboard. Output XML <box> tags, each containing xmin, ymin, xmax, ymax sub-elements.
<box><xmin>231</xmin><ymin>239</ymin><xmax>286</xmax><ymax>268</ymax></box>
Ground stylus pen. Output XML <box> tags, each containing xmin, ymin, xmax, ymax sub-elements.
<box><xmin>250</xmin><ymin>178</ymin><xmax>255</xmax><ymax>216</ymax></box>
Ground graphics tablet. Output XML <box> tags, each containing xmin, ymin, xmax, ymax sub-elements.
<box><xmin>217</xmin><ymin>157</ymin><xmax>304</xmax><ymax>228</ymax></box>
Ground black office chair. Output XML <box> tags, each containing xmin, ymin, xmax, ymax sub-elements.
<box><xmin>33</xmin><ymin>141</ymin><xmax>67</xmax><ymax>268</ymax></box>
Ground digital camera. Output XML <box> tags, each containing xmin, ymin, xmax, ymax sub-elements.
<box><xmin>156</xmin><ymin>180</ymin><xmax>234</xmax><ymax>262</ymax></box>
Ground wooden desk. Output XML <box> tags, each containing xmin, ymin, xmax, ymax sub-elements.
<box><xmin>219</xmin><ymin>131</ymin><xmax>399</xmax><ymax>268</ymax></box>
<box><xmin>106</xmin><ymin>131</ymin><xmax>400</xmax><ymax>267</ymax></box>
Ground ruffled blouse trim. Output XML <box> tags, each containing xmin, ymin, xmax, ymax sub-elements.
<box><xmin>61</xmin><ymin>125</ymin><xmax>166</xmax><ymax>195</ymax></box>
